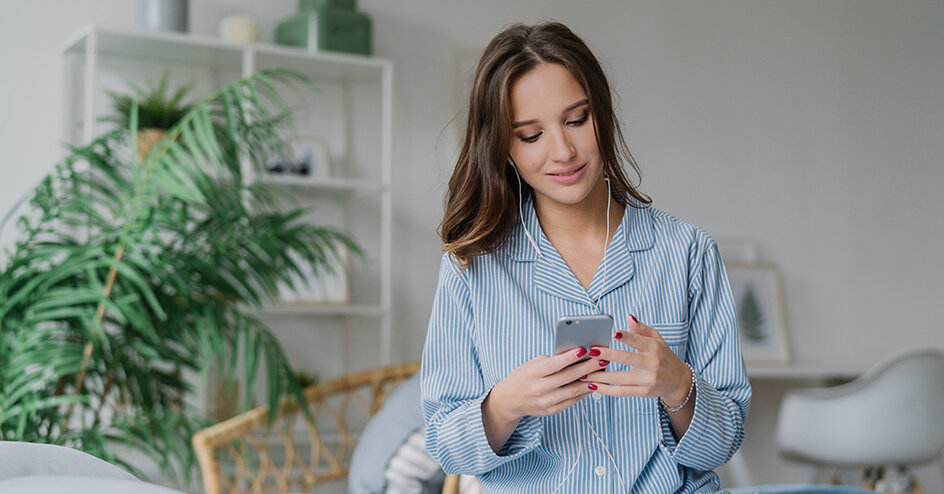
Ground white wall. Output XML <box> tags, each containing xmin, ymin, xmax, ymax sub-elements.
<box><xmin>363</xmin><ymin>0</ymin><xmax>944</xmax><ymax>368</ymax></box>
<box><xmin>2</xmin><ymin>0</ymin><xmax>943</xmax><ymax>490</ymax></box>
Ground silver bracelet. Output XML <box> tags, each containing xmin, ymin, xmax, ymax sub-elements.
<box><xmin>661</xmin><ymin>363</ymin><xmax>695</xmax><ymax>413</ymax></box>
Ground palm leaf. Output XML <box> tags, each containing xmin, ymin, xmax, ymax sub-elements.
<box><xmin>0</xmin><ymin>68</ymin><xmax>358</xmax><ymax>482</ymax></box>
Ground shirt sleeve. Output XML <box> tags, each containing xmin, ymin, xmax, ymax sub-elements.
<box><xmin>421</xmin><ymin>255</ymin><xmax>543</xmax><ymax>475</ymax></box>
<box><xmin>659</xmin><ymin>238</ymin><xmax>752</xmax><ymax>470</ymax></box>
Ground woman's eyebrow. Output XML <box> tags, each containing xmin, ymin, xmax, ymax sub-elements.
<box><xmin>512</xmin><ymin>99</ymin><xmax>590</xmax><ymax>128</ymax></box>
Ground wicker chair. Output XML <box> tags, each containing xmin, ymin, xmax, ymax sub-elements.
<box><xmin>192</xmin><ymin>360</ymin><xmax>453</xmax><ymax>494</ymax></box>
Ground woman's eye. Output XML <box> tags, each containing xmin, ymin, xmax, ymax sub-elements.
<box><xmin>520</xmin><ymin>132</ymin><xmax>542</xmax><ymax>143</ymax></box>
<box><xmin>567</xmin><ymin>115</ymin><xmax>589</xmax><ymax>126</ymax></box>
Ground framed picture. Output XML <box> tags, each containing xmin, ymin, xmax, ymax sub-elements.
<box><xmin>726</xmin><ymin>261</ymin><xmax>792</xmax><ymax>365</ymax></box>
<box><xmin>266</xmin><ymin>136</ymin><xmax>331</xmax><ymax>179</ymax></box>
<box><xmin>287</xmin><ymin>136</ymin><xmax>331</xmax><ymax>178</ymax></box>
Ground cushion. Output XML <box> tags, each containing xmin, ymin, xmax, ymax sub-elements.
<box><xmin>348</xmin><ymin>373</ymin><xmax>444</xmax><ymax>494</ymax></box>
<box><xmin>0</xmin><ymin>441</ymin><xmax>137</xmax><ymax>482</ymax></box>
<box><xmin>383</xmin><ymin>428</ymin><xmax>445</xmax><ymax>493</ymax></box>
<box><xmin>0</xmin><ymin>475</ymin><xmax>184</xmax><ymax>494</ymax></box>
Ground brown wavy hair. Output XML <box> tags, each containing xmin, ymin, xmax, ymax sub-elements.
<box><xmin>439</xmin><ymin>22</ymin><xmax>651</xmax><ymax>268</ymax></box>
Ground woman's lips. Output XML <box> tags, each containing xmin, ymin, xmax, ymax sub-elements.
<box><xmin>547</xmin><ymin>163</ymin><xmax>587</xmax><ymax>184</ymax></box>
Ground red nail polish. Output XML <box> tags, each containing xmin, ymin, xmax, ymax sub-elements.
<box><xmin>576</xmin><ymin>348</ymin><xmax>587</xmax><ymax>358</ymax></box>
<box><xmin>631</xmin><ymin>314</ymin><xmax>638</xmax><ymax>323</ymax></box>
<box><xmin>588</xmin><ymin>383</ymin><xmax>597</xmax><ymax>390</ymax></box>
<box><xmin>599</xmin><ymin>360</ymin><xmax>609</xmax><ymax>367</ymax></box>
<box><xmin>580</xmin><ymin>375</ymin><xmax>588</xmax><ymax>380</ymax></box>
<box><xmin>589</xmin><ymin>349</ymin><xmax>601</xmax><ymax>357</ymax></box>
<box><xmin>614</xmin><ymin>332</ymin><xmax>623</xmax><ymax>340</ymax></box>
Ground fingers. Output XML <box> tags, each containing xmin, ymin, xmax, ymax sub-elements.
<box><xmin>580</xmin><ymin>370</ymin><xmax>637</xmax><ymax>385</ymax></box>
<box><xmin>549</xmin><ymin>358</ymin><xmax>605</xmax><ymax>388</ymax></box>
<box><xmin>585</xmin><ymin>381</ymin><xmax>649</xmax><ymax>398</ymax></box>
<box><xmin>607</xmin><ymin>315</ymin><xmax>665</xmax><ymax>355</ymax></box>
<box><xmin>613</xmin><ymin>330</ymin><xmax>649</xmax><ymax>351</ymax></box>
<box><xmin>578</xmin><ymin>369</ymin><xmax>662</xmax><ymax>393</ymax></box>
<box><xmin>628</xmin><ymin>315</ymin><xmax>662</xmax><ymax>340</ymax></box>
<box><xmin>586</xmin><ymin>346</ymin><xmax>641</xmax><ymax>368</ymax></box>
<box><xmin>539</xmin><ymin>380</ymin><xmax>594</xmax><ymax>416</ymax></box>
<box><xmin>545</xmin><ymin>391</ymin><xmax>590</xmax><ymax>416</ymax></box>
<box><xmin>536</xmin><ymin>346</ymin><xmax>592</xmax><ymax>376</ymax></box>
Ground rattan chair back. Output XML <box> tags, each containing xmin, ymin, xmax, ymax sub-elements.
<box><xmin>192</xmin><ymin>360</ymin><xmax>422</xmax><ymax>494</ymax></box>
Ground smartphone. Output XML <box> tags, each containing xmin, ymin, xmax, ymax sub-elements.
<box><xmin>554</xmin><ymin>314</ymin><xmax>613</xmax><ymax>359</ymax></box>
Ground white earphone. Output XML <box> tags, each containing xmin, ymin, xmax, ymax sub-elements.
<box><xmin>507</xmin><ymin>157</ymin><xmax>612</xmax><ymax>303</ymax></box>
<box><xmin>507</xmin><ymin>157</ymin><xmax>625</xmax><ymax>492</ymax></box>
<box><xmin>508</xmin><ymin>157</ymin><xmax>543</xmax><ymax>258</ymax></box>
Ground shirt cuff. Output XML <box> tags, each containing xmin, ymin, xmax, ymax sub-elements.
<box><xmin>659</xmin><ymin>373</ymin><xmax>710</xmax><ymax>458</ymax></box>
<box><xmin>661</xmin><ymin>370</ymin><xmax>745</xmax><ymax>470</ymax></box>
<box><xmin>476</xmin><ymin>390</ymin><xmax>543</xmax><ymax>458</ymax></box>
<box><xmin>440</xmin><ymin>391</ymin><xmax>544</xmax><ymax>474</ymax></box>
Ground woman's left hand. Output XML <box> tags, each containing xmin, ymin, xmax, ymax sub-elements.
<box><xmin>583</xmin><ymin>315</ymin><xmax>692</xmax><ymax>408</ymax></box>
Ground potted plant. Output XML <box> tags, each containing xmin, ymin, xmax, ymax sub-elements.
<box><xmin>0</xmin><ymin>69</ymin><xmax>357</xmax><ymax>486</ymax></box>
<box><xmin>104</xmin><ymin>71</ymin><xmax>194</xmax><ymax>162</ymax></box>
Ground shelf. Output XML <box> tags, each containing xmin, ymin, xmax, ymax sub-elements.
<box><xmin>746</xmin><ymin>362</ymin><xmax>866</xmax><ymax>380</ymax></box>
<box><xmin>61</xmin><ymin>23</ymin><xmax>394</xmax><ymax>364</ymax></box>
<box><xmin>257</xmin><ymin>175</ymin><xmax>384</xmax><ymax>196</ymax></box>
<box><xmin>62</xmin><ymin>24</ymin><xmax>390</xmax><ymax>82</ymax></box>
<box><xmin>258</xmin><ymin>303</ymin><xmax>386</xmax><ymax>317</ymax></box>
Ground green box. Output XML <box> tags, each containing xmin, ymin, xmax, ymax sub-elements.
<box><xmin>276</xmin><ymin>8</ymin><xmax>371</xmax><ymax>56</ymax></box>
<box><xmin>299</xmin><ymin>0</ymin><xmax>356</xmax><ymax>11</ymax></box>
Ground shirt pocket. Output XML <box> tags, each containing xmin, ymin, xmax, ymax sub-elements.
<box><xmin>649</xmin><ymin>321</ymin><xmax>690</xmax><ymax>361</ymax></box>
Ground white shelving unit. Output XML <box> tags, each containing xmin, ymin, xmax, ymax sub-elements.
<box><xmin>60</xmin><ymin>24</ymin><xmax>394</xmax><ymax>366</ymax></box>
<box><xmin>746</xmin><ymin>362</ymin><xmax>865</xmax><ymax>380</ymax></box>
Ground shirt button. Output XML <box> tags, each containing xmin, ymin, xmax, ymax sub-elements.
<box><xmin>594</xmin><ymin>465</ymin><xmax>606</xmax><ymax>477</ymax></box>
<box><xmin>592</xmin><ymin>392</ymin><xmax>602</xmax><ymax>401</ymax></box>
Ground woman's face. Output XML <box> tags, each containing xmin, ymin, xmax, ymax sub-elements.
<box><xmin>508</xmin><ymin>63</ymin><xmax>603</xmax><ymax>209</ymax></box>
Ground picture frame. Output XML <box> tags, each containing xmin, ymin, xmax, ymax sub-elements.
<box><xmin>265</xmin><ymin>135</ymin><xmax>332</xmax><ymax>180</ymax></box>
<box><xmin>287</xmin><ymin>135</ymin><xmax>331</xmax><ymax>178</ymax></box>
<box><xmin>726</xmin><ymin>261</ymin><xmax>792</xmax><ymax>365</ymax></box>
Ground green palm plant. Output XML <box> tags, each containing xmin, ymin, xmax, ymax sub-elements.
<box><xmin>0</xmin><ymin>69</ymin><xmax>359</xmax><ymax>485</ymax></box>
<box><xmin>104</xmin><ymin>71</ymin><xmax>194</xmax><ymax>131</ymax></box>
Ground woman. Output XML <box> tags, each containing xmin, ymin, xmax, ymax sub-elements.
<box><xmin>421</xmin><ymin>22</ymin><xmax>751</xmax><ymax>493</ymax></box>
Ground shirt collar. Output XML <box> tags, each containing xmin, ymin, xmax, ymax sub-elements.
<box><xmin>505</xmin><ymin>193</ymin><xmax>655</xmax><ymax>262</ymax></box>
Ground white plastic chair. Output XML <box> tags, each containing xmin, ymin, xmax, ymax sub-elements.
<box><xmin>776</xmin><ymin>347</ymin><xmax>944</xmax><ymax>488</ymax></box>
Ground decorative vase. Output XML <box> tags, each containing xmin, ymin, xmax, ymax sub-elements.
<box><xmin>275</xmin><ymin>0</ymin><xmax>372</xmax><ymax>55</ymax></box>
<box><xmin>137</xmin><ymin>128</ymin><xmax>167</xmax><ymax>163</ymax></box>
<box><xmin>220</xmin><ymin>14</ymin><xmax>260</xmax><ymax>43</ymax></box>
<box><xmin>138</xmin><ymin>0</ymin><xmax>189</xmax><ymax>33</ymax></box>
<box><xmin>207</xmin><ymin>376</ymin><xmax>241</xmax><ymax>422</ymax></box>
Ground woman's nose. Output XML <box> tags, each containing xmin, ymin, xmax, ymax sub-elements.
<box><xmin>549</xmin><ymin>129</ymin><xmax>576</xmax><ymax>163</ymax></box>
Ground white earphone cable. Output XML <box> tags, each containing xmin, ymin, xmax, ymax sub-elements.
<box><xmin>584</xmin><ymin>176</ymin><xmax>613</xmax><ymax>308</ymax></box>
<box><xmin>550</xmin><ymin>419</ymin><xmax>583</xmax><ymax>494</ymax></box>
<box><xmin>602</xmin><ymin>176</ymin><xmax>612</xmax><ymax>297</ymax></box>
<box><xmin>583</xmin><ymin>408</ymin><xmax>628</xmax><ymax>491</ymax></box>
<box><xmin>509</xmin><ymin>158</ymin><xmax>543</xmax><ymax>258</ymax></box>
<box><xmin>509</xmin><ymin>157</ymin><xmax>613</xmax><ymax>308</ymax></box>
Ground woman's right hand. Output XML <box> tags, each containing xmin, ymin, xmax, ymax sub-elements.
<box><xmin>481</xmin><ymin>348</ymin><xmax>604</xmax><ymax>452</ymax></box>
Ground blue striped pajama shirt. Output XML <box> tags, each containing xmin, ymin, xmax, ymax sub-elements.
<box><xmin>421</xmin><ymin>195</ymin><xmax>751</xmax><ymax>493</ymax></box>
